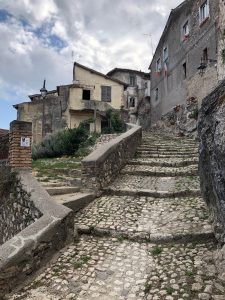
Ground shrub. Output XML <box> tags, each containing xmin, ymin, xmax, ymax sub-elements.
<box><xmin>32</xmin><ymin>120</ymin><xmax>92</xmax><ymax>160</ymax></box>
<box><xmin>0</xmin><ymin>166</ymin><xmax>18</xmax><ymax>199</ymax></box>
<box><xmin>102</xmin><ymin>109</ymin><xmax>126</xmax><ymax>134</ymax></box>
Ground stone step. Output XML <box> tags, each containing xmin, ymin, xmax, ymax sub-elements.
<box><xmin>128</xmin><ymin>158</ymin><xmax>198</xmax><ymax>167</ymax></box>
<box><xmin>52</xmin><ymin>168</ymin><xmax>82</xmax><ymax>176</ymax></box>
<box><xmin>75</xmin><ymin>195</ymin><xmax>213</xmax><ymax>243</ymax></box>
<box><xmin>52</xmin><ymin>192</ymin><xmax>95</xmax><ymax>212</ymax></box>
<box><xmin>121</xmin><ymin>165</ymin><xmax>198</xmax><ymax>177</ymax></box>
<box><xmin>137</xmin><ymin>150</ymin><xmax>198</xmax><ymax>155</ymax></box>
<box><xmin>103</xmin><ymin>187</ymin><xmax>201</xmax><ymax>198</ymax></box>
<box><xmin>137</xmin><ymin>153</ymin><xmax>198</xmax><ymax>158</ymax></box>
<box><xmin>46</xmin><ymin>186</ymin><xmax>80</xmax><ymax>196</ymax></box>
<box><xmin>138</xmin><ymin>146</ymin><xmax>198</xmax><ymax>152</ymax></box>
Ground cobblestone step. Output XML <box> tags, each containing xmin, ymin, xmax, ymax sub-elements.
<box><xmin>10</xmin><ymin>237</ymin><xmax>224</xmax><ymax>300</ymax></box>
<box><xmin>128</xmin><ymin>158</ymin><xmax>198</xmax><ymax>167</ymax></box>
<box><xmin>121</xmin><ymin>165</ymin><xmax>198</xmax><ymax>177</ymax></box>
<box><xmin>138</xmin><ymin>153</ymin><xmax>198</xmax><ymax>158</ymax></box>
<box><xmin>46</xmin><ymin>186</ymin><xmax>80</xmax><ymax>196</ymax></box>
<box><xmin>137</xmin><ymin>150</ymin><xmax>198</xmax><ymax>156</ymax></box>
<box><xmin>75</xmin><ymin>195</ymin><xmax>213</xmax><ymax>243</ymax></box>
<box><xmin>52</xmin><ymin>192</ymin><xmax>95</xmax><ymax>212</ymax></box>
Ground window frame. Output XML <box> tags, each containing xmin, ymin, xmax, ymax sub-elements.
<box><xmin>156</xmin><ymin>58</ymin><xmax>162</xmax><ymax>72</ymax></box>
<box><xmin>199</xmin><ymin>0</ymin><xmax>209</xmax><ymax>24</ymax></box>
<box><xmin>82</xmin><ymin>89</ymin><xmax>91</xmax><ymax>100</ymax></box>
<box><xmin>182</xmin><ymin>20</ymin><xmax>190</xmax><ymax>40</ymax></box>
<box><xmin>163</xmin><ymin>46</ymin><xmax>169</xmax><ymax>63</ymax></box>
<box><xmin>130</xmin><ymin>75</ymin><xmax>136</xmax><ymax>87</ymax></box>
<box><xmin>101</xmin><ymin>85</ymin><xmax>112</xmax><ymax>102</ymax></box>
<box><xmin>155</xmin><ymin>88</ymin><xmax>159</xmax><ymax>101</ymax></box>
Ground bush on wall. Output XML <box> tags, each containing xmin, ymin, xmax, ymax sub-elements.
<box><xmin>32</xmin><ymin>120</ymin><xmax>96</xmax><ymax>160</ymax></box>
<box><xmin>102</xmin><ymin>109</ymin><xmax>126</xmax><ymax>134</ymax></box>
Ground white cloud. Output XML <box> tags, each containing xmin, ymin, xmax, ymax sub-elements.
<box><xmin>0</xmin><ymin>0</ymin><xmax>183</xmax><ymax>128</ymax></box>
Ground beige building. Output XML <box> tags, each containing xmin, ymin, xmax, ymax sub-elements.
<box><xmin>14</xmin><ymin>62</ymin><xmax>127</xmax><ymax>144</ymax></box>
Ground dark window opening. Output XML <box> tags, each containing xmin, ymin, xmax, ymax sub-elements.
<box><xmin>101</xmin><ymin>86</ymin><xmax>111</xmax><ymax>102</ymax></box>
<box><xmin>183</xmin><ymin>62</ymin><xmax>187</xmax><ymax>79</ymax></box>
<box><xmin>129</xmin><ymin>97</ymin><xmax>136</xmax><ymax>108</ymax></box>
<box><xmin>155</xmin><ymin>88</ymin><xmax>159</xmax><ymax>101</ymax></box>
<box><xmin>82</xmin><ymin>89</ymin><xmax>91</xmax><ymax>100</ymax></box>
<box><xmin>101</xmin><ymin>120</ymin><xmax>108</xmax><ymax>133</ymax></box>
<box><xmin>203</xmin><ymin>48</ymin><xmax>208</xmax><ymax>63</ymax></box>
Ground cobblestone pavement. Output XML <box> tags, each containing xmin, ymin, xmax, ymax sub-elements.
<box><xmin>8</xmin><ymin>133</ymin><xmax>225</xmax><ymax>300</ymax></box>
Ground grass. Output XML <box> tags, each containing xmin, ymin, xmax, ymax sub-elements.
<box><xmin>151</xmin><ymin>246</ymin><xmax>163</xmax><ymax>256</ymax></box>
<box><xmin>185</xmin><ymin>270</ymin><xmax>193</xmax><ymax>277</ymax></box>
<box><xmin>166</xmin><ymin>287</ymin><xmax>175</xmax><ymax>295</ymax></box>
<box><xmin>144</xmin><ymin>283</ymin><xmax>152</xmax><ymax>294</ymax></box>
<box><xmin>80</xmin><ymin>255</ymin><xmax>91</xmax><ymax>263</ymax></box>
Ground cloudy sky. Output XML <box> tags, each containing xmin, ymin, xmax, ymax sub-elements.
<box><xmin>0</xmin><ymin>0</ymin><xmax>183</xmax><ymax>129</ymax></box>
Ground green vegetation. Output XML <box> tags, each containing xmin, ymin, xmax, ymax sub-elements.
<box><xmin>32</xmin><ymin>120</ymin><xmax>98</xmax><ymax>160</ymax></box>
<box><xmin>144</xmin><ymin>283</ymin><xmax>152</xmax><ymax>294</ymax></box>
<box><xmin>102</xmin><ymin>109</ymin><xmax>126</xmax><ymax>134</ymax></box>
<box><xmin>151</xmin><ymin>246</ymin><xmax>163</xmax><ymax>256</ymax></box>
<box><xmin>186</xmin><ymin>270</ymin><xmax>193</xmax><ymax>277</ymax></box>
<box><xmin>166</xmin><ymin>287</ymin><xmax>175</xmax><ymax>295</ymax></box>
<box><xmin>0</xmin><ymin>166</ymin><xmax>18</xmax><ymax>198</ymax></box>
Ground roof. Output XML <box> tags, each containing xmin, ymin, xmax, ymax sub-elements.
<box><xmin>0</xmin><ymin>129</ymin><xmax>9</xmax><ymax>136</ymax></box>
<box><xmin>149</xmin><ymin>0</ymin><xmax>190</xmax><ymax>69</ymax></box>
<box><xmin>28</xmin><ymin>90</ymin><xmax>57</xmax><ymax>100</ymax></box>
<box><xmin>107</xmin><ymin>68</ymin><xmax>150</xmax><ymax>78</ymax></box>
<box><xmin>74</xmin><ymin>62</ymin><xmax>128</xmax><ymax>87</ymax></box>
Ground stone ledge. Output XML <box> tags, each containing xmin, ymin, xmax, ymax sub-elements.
<box><xmin>0</xmin><ymin>170</ymin><xmax>74</xmax><ymax>297</ymax></box>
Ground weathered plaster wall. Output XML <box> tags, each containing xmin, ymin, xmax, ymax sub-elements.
<box><xmin>217</xmin><ymin>0</ymin><xmax>225</xmax><ymax>81</ymax></box>
<box><xmin>70</xmin><ymin>111</ymin><xmax>102</xmax><ymax>133</ymax></box>
<box><xmin>74</xmin><ymin>65</ymin><xmax>124</xmax><ymax>109</ymax></box>
<box><xmin>16</xmin><ymin>87</ymin><xmax>69</xmax><ymax>144</ymax></box>
<box><xmin>81</xmin><ymin>124</ymin><xmax>142</xmax><ymax>194</ymax></box>
<box><xmin>150</xmin><ymin>0</ymin><xmax>219</xmax><ymax>124</ymax></box>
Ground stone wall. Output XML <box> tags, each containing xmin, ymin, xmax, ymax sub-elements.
<box><xmin>0</xmin><ymin>167</ymin><xmax>42</xmax><ymax>245</ymax></box>
<box><xmin>198</xmin><ymin>78</ymin><xmax>225</xmax><ymax>279</ymax></box>
<box><xmin>0</xmin><ymin>171</ymin><xmax>73</xmax><ymax>297</ymax></box>
<box><xmin>0</xmin><ymin>133</ymin><xmax>9</xmax><ymax>165</ymax></box>
<box><xmin>152</xmin><ymin>97</ymin><xmax>198</xmax><ymax>137</ymax></box>
<box><xmin>81</xmin><ymin>124</ymin><xmax>142</xmax><ymax>194</ymax></box>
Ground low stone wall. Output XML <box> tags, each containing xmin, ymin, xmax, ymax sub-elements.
<box><xmin>0</xmin><ymin>168</ymin><xmax>42</xmax><ymax>245</ymax></box>
<box><xmin>0</xmin><ymin>170</ymin><xmax>73</xmax><ymax>297</ymax></box>
<box><xmin>81</xmin><ymin>124</ymin><xmax>142</xmax><ymax>194</ymax></box>
<box><xmin>198</xmin><ymin>78</ymin><xmax>225</xmax><ymax>281</ymax></box>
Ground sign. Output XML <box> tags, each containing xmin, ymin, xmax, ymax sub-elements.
<box><xmin>20</xmin><ymin>137</ymin><xmax>30</xmax><ymax>147</ymax></box>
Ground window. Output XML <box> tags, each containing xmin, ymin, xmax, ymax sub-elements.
<box><xmin>183</xmin><ymin>62</ymin><xmax>187</xmax><ymax>79</ymax></box>
<box><xmin>155</xmin><ymin>88</ymin><xmax>159</xmax><ymax>101</ymax></box>
<box><xmin>199</xmin><ymin>0</ymin><xmax>209</xmax><ymax>24</ymax></box>
<box><xmin>156</xmin><ymin>58</ymin><xmax>161</xmax><ymax>72</ymax></box>
<box><xmin>182</xmin><ymin>21</ymin><xmax>189</xmax><ymax>40</ymax></box>
<box><xmin>163</xmin><ymin>46</ymin><xmax>169</xmax><ymax>63</ymax></box>
<box><xmin>82</xmin><ymin>89</ymin><xmax>91</xmax><ymax>100</ymax></box>
<box><xmin>203</xmin><ymin>47</ymin><xmax>208</xmax><ymax>62</ymax></box>
<box><xmin>129</xmin><ymin>97</ymin><xmax>136</xmax><ymax>108</ymax></box>
<box><xmin>130</xmin><ymin>75</ymin><xmax>136</xmax><ymax>86</ymax></box>
<box><xmin>101</xmin><ymin>86</ymin><xmax>111</xmax><ymax>102</ymax></box>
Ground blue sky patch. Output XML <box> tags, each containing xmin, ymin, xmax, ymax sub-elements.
<box><xmin>0</xmin><ymin>9</ymin><xmax>12</xmax><ymax>23</ymax></box>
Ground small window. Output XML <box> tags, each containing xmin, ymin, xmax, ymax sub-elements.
<box><xmin>199</xmin><ymin>0</ymin><xmax>209</xmax><ymax>24</ymax></box>
<box><xmin>155</xmin><ymin>88</ymin><xmax>159</xmax><ymax>101</ymax></box>
<box><xmin>203</xmin><ymin>48</ymin><xmax>208</xmax><ymax>62</ymax></box>
<box><xmin>129</xmin><ymin>97</ymin><xmax>136</xmax><ymax>108</ymax></box>
<box><xmin>163</xmin><ymin>47</ymin><xmax>169</xmax><ymax>63</ymax></box>
<box><xmin>156</xmin><ymin>58</ymin><xmax>161</xmax><ymax>72</ymax></box>
<box><xmin>101</xmin><ymin>86</ymin><xmax>111</xmax><ymax>102</ymax></box>
<box><xmin>182</xmin><ymin>21</ymin><xmax>189</xmax><ymax>40</ymax></box>
<box><xmin>130</xmin><ymin>75</ymin><xmax>136</xmax><ymax>86</ymax></box>
<box><xmin>183</xmin><ymin>62</ymin><xmax>187</xmax><ymax>79</ymax></box>
<box><xmin>82</xmin><ymin>89</ymin><xmax>91</xmax><ymax>100</ymax></box>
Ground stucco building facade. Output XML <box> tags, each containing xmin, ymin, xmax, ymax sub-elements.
<box><xmin>107</xmin><ymin>68</ymin><xmax>151</xmax><ymax>128</ymax></box>
<box><xmin>14</xmin><ymin>63</ymin><xmax>127</xmax><ymax>144</ymax></box>
<box><xmin>150</xmin><ymin>0</ymin><xmax>225</xmax><ymax>124</ymax></box>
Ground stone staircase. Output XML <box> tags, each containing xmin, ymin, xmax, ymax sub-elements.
<box><xmin>10</xmin><ymin>133</ymin><xmax>225</xmax><ymax>300</ymax></box>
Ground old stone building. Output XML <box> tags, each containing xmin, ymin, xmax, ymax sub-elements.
<box><xmin>107</xmin><ymin>68</ymin><xmax>151</xmax><ymax>128</ymax></box>
<box><xmin>14</xmin><ymin>63</ymin><xmax>127</xmax><ymax>144</ymax></box>
<box><xmin>150</xmin><ymin>0</ymin><xmax>225</xmax><ymax>124</ymax></box>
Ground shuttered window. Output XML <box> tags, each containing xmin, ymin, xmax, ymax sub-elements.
<box><xmin>101</xmin><ymin>86</ymin><xmax>111</xmax><ymax>102</ymax></box>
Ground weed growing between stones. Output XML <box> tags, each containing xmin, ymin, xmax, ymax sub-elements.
<box><xmin>151</xmin><ymin>246</ymin><xmax>163</xmax><ymax>256</ymax></box>
<box><xmin>166</xmin><ymin>287</ymin><xmax>175</xmax><ymax>295</ymax></box>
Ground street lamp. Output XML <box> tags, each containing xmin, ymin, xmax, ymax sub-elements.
<box><xmin>40</xmin><ymin>79</ymin><xmax>48</xmax><ymax>138</ymax></box>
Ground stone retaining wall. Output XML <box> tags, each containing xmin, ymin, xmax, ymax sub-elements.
<box><xmin>198</xmin><ymin>78</ymin><xmax>225</xmax><ymax>280</ymax></box>
<box><xmin>0</xmin><ymin>170</ymin><xmax>73</xmax><ymax>297</ymax></box>
<box><xmin>0</xmin><ymin>168</ymin><xmax>42</xmax><ymax>245</ymax></box>
<box><xmin>81</xmin><ymin>124</ymin><xmax>142</xmax><ymax>194</ymax></box>
<box><xmin>0</xmin><ymin>133</ymin><xmax>9</xmax><ymax>165</ymax></box>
